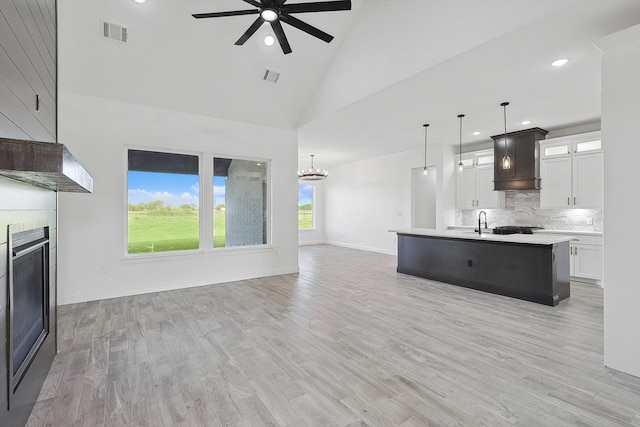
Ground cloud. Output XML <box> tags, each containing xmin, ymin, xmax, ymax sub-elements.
<box><xmin>128</xmin><ymin>188</ymin><xmax>199</xmax><ymax>207</ymax></box>
<box><xmin>213</xmin><ymin>185</ymin><xmax>226</xmax><ymax>204</ymax></box>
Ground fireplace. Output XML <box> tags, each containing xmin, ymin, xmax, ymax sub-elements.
<box><xmin>7</xmin><ymin>226</ymin><xmax>50</xmax><ymax>407</ymax></box>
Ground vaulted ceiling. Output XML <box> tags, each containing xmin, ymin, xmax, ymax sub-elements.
<box><xmin>58</xmin><ymin>0</ymin><xmax>640</xmax><ymax>169</ymax></box>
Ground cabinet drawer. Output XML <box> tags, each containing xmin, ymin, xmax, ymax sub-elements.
<box><xmin>569</xmin><ymin>235</ymin><xmax>602</xmax><ymax>246</ymax></box>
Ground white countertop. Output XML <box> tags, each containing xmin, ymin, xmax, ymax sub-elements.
<box><xmin>448</xmin><ymin>226</ymin><xmax>602</xmax><ymax>237</ymax></box>
<box><xmin>395</xmin><ymin>228</ymin><xmax>572</xmax><ymax>245</ymax></box>
<box><xmin>533</xmin><ymin>229</ymin><xmax>602</xmax><ymax>237</ymax></box>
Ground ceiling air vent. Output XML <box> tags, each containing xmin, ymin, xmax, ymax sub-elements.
<box><xmin>103</xmin><ymin>21</ymin><xmax>128</xmax><ymax>43</ymax></box>
<box><xmin>263</xmin><ymin>69</ymin><xmax>280</xmax><ymax>84</ymax></box>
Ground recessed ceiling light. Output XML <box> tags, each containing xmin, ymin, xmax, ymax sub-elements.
<box><xmin>521</xmin><ymin>120</ymin><xmax>531</xmax><ymax>125</ymax></box>
<box><xmin>551</xmin><ymin>58</ymin><xmax>569</xmax><ymax>67</ymax></box>
<box><xmin>261</xmin><ymin>9</ymin><xmax>278</xmax><ymax>22</ymax></box>
<box><xmin>264</xmin><ymin>35</ymin><xmax>275</xmax><ymax>46</ymax></box>
<box><xmin>472</xmin><ymin>131</ymin><xmax>480</xmax><ymax>136</ymax></box>
<box><xmin>133</xmin><ymin>0</ymin><xmax>146</xmax><ymax>3</ymax></box>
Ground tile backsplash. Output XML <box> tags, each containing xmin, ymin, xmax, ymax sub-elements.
<box><xmin>455</xmin><ymin>190</ymin><xmax>602</xmax><ymax>231</ymax></box>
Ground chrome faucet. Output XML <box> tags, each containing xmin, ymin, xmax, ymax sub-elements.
<box><xmin>478</xmin><ymin>210</ymin><xmax>488</xmax><ymax>234</ymax></box>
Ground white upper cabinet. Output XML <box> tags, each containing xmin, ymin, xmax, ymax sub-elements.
<box><xmin>540</xmin><ymin>131</ymin><xmax>603</xmax><ymax>209</ymax></box>
<box><xmin>456</xmin><ymin>149</ymin><xmax>505</xmax><ymax>209</ymax></box>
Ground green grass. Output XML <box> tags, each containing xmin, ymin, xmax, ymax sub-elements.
<box><xmin>213</xmin><ymin>211</ymin><xmax>226</xmax><ymax>248</ymax></box>
<box><xmin>128</xmin><ymin>210</ymin><xmax>227</xmax><ymax>253</ymax></box>
<box><xmin>298</xmin><ymin>209</ymin><xmax>313</xmax><ymax>229</ymax></box>
<box><xmin>129</xmin><ymin>206</ymin><xmax>312</xmax><ymax>253</ymax></box>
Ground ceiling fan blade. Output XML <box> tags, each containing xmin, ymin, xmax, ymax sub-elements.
<box><xmin>282</xmin><ymin>0</ymin><xmax>351</xmax><ymax>13</ymax></box>
<box><xmin>235</xmin><ymin>17</ymin><xmax>264</xmax><ymax>45</ymax></box>
<box><xmin>242</xmin><ymin>0</ymin><xmax>264</xmax><ymax>8</ymax></box>
<box><xmin>192</xmin><ymin>9</ymin><xmax>259</xmax><ymax>19</ymax></box>
<box><xmin>280</xmin><ymin>13</ymin><xmax>333</xmax><ymax>43</ymax></box>
<box><xmin>271</xmin><ymin>20</ymin><xmax>292</xmax><ymax>54</ymax></box>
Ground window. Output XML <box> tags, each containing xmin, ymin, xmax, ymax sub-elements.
<box><xmin>298</xmin><ymin>184</ymin><xmax>314</xmax><ymax>230</ymax></box>
<box><xmin>127</xmin><ymin>150</ymin><xmax>200</xmax><ymax>254</ymax></box>
<box><xmin>213</xmin><ymin>157</ymin><xmax>268</xmax><ymax>248</ymax></box>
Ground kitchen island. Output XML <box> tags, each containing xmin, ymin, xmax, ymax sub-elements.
<box><xmin>395</xmin><ymin>229</ymin><xmax>571</xmax><ymax>306</ymax></box>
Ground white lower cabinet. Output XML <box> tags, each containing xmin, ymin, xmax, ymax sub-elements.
<box><xmin>571</xmin><ymin>242</ymin><xmax>603</xmax><ymax>281</ymax></box>
<box><xmin>537</xmin><ymin>232</ymin><xmax>603</xmax><ymax>285</ymax></box>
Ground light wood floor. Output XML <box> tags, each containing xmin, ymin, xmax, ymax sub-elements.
<box><xmin>28</xmin><ymin>245</ymin><xmax>640</xmax><ymax>426</ymax></box>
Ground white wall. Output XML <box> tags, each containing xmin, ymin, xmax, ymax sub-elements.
<box><xmin>57</xmin><ymin>92</ymin><xmax>299</xmax><ymax>304</ymax></box>
<box><xmin>298</xmin><ymin>180</ymin><xmax>326</xmax><ymax>245</ymax></box>
<box><xmin>599</xmin><ymin>25</ymin><xmax>640</xmax><ymax>378</ymax></box>
<box><xmin>324</xmin><ymin>143</ymin><xmax>456</xmax><ymax>255</ymax></box>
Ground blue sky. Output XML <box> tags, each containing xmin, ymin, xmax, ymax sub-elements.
<box><xmin>298</xmin><ymin>184</ymin><xmax>313</xmax><ymax>205</ymax></box>
<box><xmin>128</xmin><ymin>172</ymin><xmax>307</xmax><ymax>207</ymax></box>
<box><xmin>213</xmin><ymin>176</ymin><xmax>226</xmax><ymax>205</ymax></box>
<box><xmin>128</xmin><ymin>171</ymin><xmax>200</xmax><ymax>207</ymax></box>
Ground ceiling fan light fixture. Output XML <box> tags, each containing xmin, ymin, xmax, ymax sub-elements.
<box><xmin>264</xmin><ymin>34</ymin><xmax>275</xmax><ymax>46</ymax></box>
<box><xmin>551</xmin><ymin>58</ymin><xmax>569</xmax><ymax>67</ymax></box>
<box><xmin>261</xmin><ymin>8</ymin><xmax>279</xmax><ymax>22</ymax></box>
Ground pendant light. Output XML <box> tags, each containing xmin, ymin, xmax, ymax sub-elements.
<box><xmin>422</xmin><ymin>123</ymin><xmax>429</xmax><ymax>175</ymax></box>
<box><xmin>298</xmin><ymin>154</ymin><xmax>328</xmax><ymax>181</ymax></box>
<box><xmin>458</xmin><ymin>114</ymin><xmax>465</xmax><ymax>172</ymax></box>
<box><xmin>501</xmin><ymin>102</ymin><xmax>511</xmax><ymax>170</ymax></box>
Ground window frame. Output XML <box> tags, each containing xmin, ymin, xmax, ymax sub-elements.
<box><xmin>212</xmin><ymin>155</ymin><xmax>272</xmax><ymax>250</ymax></box>
<box><xmin>124</xmin><ymin>146</ymin><xmax>204</xmax><ymax>258</ymax></box>
<box><xmin>124</xmin><ymin>147</ymin><xmax>273</xmax><ymax>258</ymax></box>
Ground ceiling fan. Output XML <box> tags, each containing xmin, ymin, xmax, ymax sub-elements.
<box><xmin>192</xmin><ymin>0</ymin><xmax>352</xmax><ymax>54</ymax></box>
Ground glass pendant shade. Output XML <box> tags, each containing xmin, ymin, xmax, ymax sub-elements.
<box><xmin>502</xmin><ymin>155</ymin><xmax>511</xmax><ymax>170</ymax></box>
<box><xmin>501</xmin><ymin>102</ymin><xmax>511</xmax><ymax>170</ymax></box>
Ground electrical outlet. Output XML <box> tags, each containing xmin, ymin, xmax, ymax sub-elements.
<box><xmin>99</xmin><ymin>265</ymin><xmax>106</xmax><ymax>274</ymax></box>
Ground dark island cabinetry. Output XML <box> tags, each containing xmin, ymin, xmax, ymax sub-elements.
<box><xmin>397</xmin><ymin>232</ymin><xmax>570</xmax><ymax>306</ymax></box>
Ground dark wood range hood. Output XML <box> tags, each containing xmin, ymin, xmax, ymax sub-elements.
<box><xmin>492</xmin><ymin>127</ymin><xmax>548</xmax><ymax>191</ymax></box>
<box><xmin>0</xmin><ymin>137</ymin><xmax>93</xmax><ymax>193</ymax></box>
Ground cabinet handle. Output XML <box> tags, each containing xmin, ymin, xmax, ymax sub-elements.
<box><xmin>567</xmin><ymin>197</ymin><xmax>570</xmax><ymax>205</ymax></box>
<box><xmin>575</xmin><ymin>247</ymin><xmax>578</xmax><ymax>255</ymax></box>
<box><xmin>570</xmin><ymin>247</ymin><xmax>573</xmax><ymax>255</ymax></box>
<box><xmin>574</xmin><ymin>197</ymin><xmax>576</xmax><ymax>205</ymax></box>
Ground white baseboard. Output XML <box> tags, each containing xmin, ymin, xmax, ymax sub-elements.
<box><xmin>298</xmin><ymin>240</ymin><xmax>325</xmax><ymax>246</ymax></box>
<box><xmin>58</xmin><ymin>266</ymin><xmax>299</xmax><ymax>305</ymax></box>
<box><xmin>324</xmin><ymin>240</ymin><xmax>397</xmax><ymax>256</ymax></box>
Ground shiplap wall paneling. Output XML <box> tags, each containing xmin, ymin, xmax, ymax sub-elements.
<box><xmin>0</xmin><ymin>0</ymin><xmax>56</xmax><ymax>141</ymax></box>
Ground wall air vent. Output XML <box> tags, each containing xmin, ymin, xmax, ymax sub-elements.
<box><xmin>103</xmin><ymin>21</ymin><xmax>128</xmax><ymax>43</ymax></box>
<box><xmin>263</xmin><ymin>69</ymin><xmax>280</xmax><ymax>84</ymax></box>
